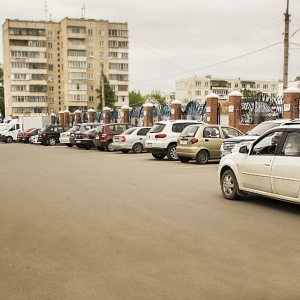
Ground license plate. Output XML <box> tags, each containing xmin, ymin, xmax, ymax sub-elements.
<box><xmin>180</xmin><ymin>140</ymin><xmax>188</xmax><ymax>144</ymax></box>
<box><xmin>76</xmin><ymin>141</ymin><xmax>81</xmax><ymax>143</ymax></box>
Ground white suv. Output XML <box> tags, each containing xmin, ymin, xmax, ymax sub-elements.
<box><xmin>145</xmin><ymin>120</ymin><xmax>205</xmax><ymax>160</ymax></box>
<box><xmin>220</xmin><ymin>118</ymin><xmax>300</xmax><ymax>157</ymax></box>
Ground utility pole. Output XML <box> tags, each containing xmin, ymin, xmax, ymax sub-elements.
<box><xmin>283</xmin><ymin>0</ymin><xmax>290</xmax><ymax>90</ymax></box>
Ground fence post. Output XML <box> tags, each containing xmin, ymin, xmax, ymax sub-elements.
<box><xmin>59</xmin><ymin>111</ymin><xmax>65</xmax><ymax>125</ymax></box>
<box><xmin>87</xmin><ymin>108</ymin><xmax>96</xmax><ymax>123</ymax></box>
<box><xmin>103</xmin><ymin>107</ymin><xmax>111</xmax><ymax>124</ymax></box>
<box><xmin>283</xmin><ymin>87</ymin><xmax>300</xmax><ymax>119</ymax></box>
<box><xmin>50</xmin><ymin>113</ymin><xmax>56</xmax><ymax>125</ymax></box>
<box><xmin>206</xmin><ymin>93</ymin><xmax>219</xmax><ymax>124</ymax></box>
<box><xmin>228</xmin><ymin>91</ymin><xmax>243</xmax><ymax>128</ymax></box>
<box><xmin>121</xmin><ymin>105</ymin><xmax>130</xmax><ymax>123</ymax></box>
<box><xmin>170</xmin><ymin>100</ymin><xmax>182</xmax><ymax>120</ymax></box>
<box><xmin>74</xmin><ymin>110</ymin><xmax>82</xmax><ymax>124</ymax></box>
<box><xmin>144</xmin><ymin>103</ymin><xmax>153</xmax><ymax>127</ymax></box>
<box><xmin>64</xmin><ymin>110</ymin><xmax>70</xmax><ymax>126</ymax></box>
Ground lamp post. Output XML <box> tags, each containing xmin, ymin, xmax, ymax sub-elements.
<box><xmin>91</xmin><ymin>56</ymin><xmax>112</xmax><ymax>109</ymax></box>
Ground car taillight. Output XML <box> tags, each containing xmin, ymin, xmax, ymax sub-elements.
<box><xmin>101</xmin><ymin>131</ymin><xmax>108</xmax><ymax>138</ymax></box>
<box><xmin>43</xmin><ymin>132</ymin><xmax>46</xmax><ymax>137</ymax></box>
<box><xmin>26</xmin><ymin>133</ymin><xmax>30</xmax><ymax>137</ymax></box>
<box><xmin>83</xmin><ymin>134</ymin><xmax>88</xmax><ymax>138</ymax></box>
<box><xmin>66</xmin><ymin>133</ymin><xmax>70</xmax><ymax>137</ymax></box>
<box><xmin>190</xmin><ymin>138</ymin><xmax>198</xmax><ymax>144</ymax></box>
<box><xmin>155</xmin><ymin>133</ymin><xmax>166</xmax><ymax>138</ymax></box>
<box><xmin>121</xmin><ymin>136</ymin><xmax>126</xmax><ymax>142</ymax></box>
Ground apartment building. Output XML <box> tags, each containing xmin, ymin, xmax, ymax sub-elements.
<box><xmin>175</xmin><ymin>75</ymin><xmax>279</xmax><ymax>103</ymax></box>
<box><xmin>2</xmin><ymin>18</ymin><xmax>129</xmax><ymax>117</ymax></box>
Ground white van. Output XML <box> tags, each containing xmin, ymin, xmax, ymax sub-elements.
<box><xmin>0</xmin><ymin>119</ymin><xmax>21</xmax><ymax>143</ymax></box>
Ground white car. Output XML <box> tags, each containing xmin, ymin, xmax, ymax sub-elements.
<box><xmin>145</xmin><ymin>120</ymin><xmax>205</xmax><ymax>161</ymax></box>
<box><xmin>218</xmin><ymin>124</ymin><xmax>300</xmax><ymax>204</ymax></box>
<box><xmin>220</xmin><ymin>118</ymin><xmax>300</xmax><ymax>157</ymax></box>
<box><xmin>111</xmin><ymin>126</ymin><xmax>151</xmax><ymax>153</ymax></box>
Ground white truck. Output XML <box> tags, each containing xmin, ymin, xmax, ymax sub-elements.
<box><xmin>0</xmin><ymin>115</ymin><xmax>51</xmax><ymax>143</ymax></box>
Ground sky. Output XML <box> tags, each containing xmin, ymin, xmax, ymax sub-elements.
<box><xmin>1</xmin><ymin>0</ymin><xmax>300</xmax><ymax>95</ymax></box>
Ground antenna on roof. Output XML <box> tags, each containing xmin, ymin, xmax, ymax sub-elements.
<box><xmin>81</xmin><ymin>3</ymin><xmax>86</xmax><ymax>19</ymax></box>
<box><xmin>44</xmin><ymin>1</ymin><xmax>48</xmax><ymax>21</ymax></box>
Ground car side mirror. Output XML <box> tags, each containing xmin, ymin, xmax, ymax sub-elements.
<box><xmin>239</xmin><ymin>145</ymin><xmax>248</xmax><ymax>154</ymax></box>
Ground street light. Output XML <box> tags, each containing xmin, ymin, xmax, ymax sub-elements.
<box><xmin>91</xmin><ymin>56</ymin><xmax>112</xmax><ymax>109</ymax></box>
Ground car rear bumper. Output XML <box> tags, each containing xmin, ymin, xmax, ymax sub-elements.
<box><xmin>145</xmin><ymin>147</ymin><xmax>167</xmax><ymax>155</ymax></box>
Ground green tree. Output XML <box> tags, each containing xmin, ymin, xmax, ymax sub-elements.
<box><xmin>0</xmin><ymin>64</ymin><xmax>4</xmax><ymax>119</ymax></box>
<box><xmin>129</xmin><ymin>90</ymin><xmax>144</xmax><ymax>107</ymax></box>
<box><xmin>95</xmin><ymin>73</ymin><xmax>116</xmax><ymax>110</ymax></box>
<box><xmin>143</xmin><ymin>90</ymin><xmax>166</xmax><ymax>105</ymax></box>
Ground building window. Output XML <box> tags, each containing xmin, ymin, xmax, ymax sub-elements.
<box><xmin>195</xmin><ymin>90</ymin><xmax>201</xmax><ymax>96</ymax></box>
<box><xmin>99</xmin><ymin>52</ymin><xmax>104</xmax><ymax>58</ymax></box>
<box><xmin>88</xmin><ymin>29</ymin><xmax>93</xmax><ymax>36</ymax></box>
<box><xmin>48</xmin><ymin>53</ymin><xmax>53</xmax><ymax>59</ymax></box>
<box><xmin>89</xmin><ymin>85</ymin><xmax>94</xmax><ymax>91</ymax></box>
<box><xmin>48</xmin><ymin>64</ymin><xmax>54</xmax><ymax>71</ymax></box>
<box><xmin>235</xmin><ymin>83</ymin><xmax>239</xmax><ymax>88</ymax></box>
<box><xmin>88</xmin><ymin>40</ymin><xmax>93</xmax><ymax>46</ymax></box>
<box><xmin>257</xmin><ymin>84</ymin><xmax>260</xmax><ymax>89</ymax></box>
<box><xmin>48</xmin><ymin>42</ymin><xmax>53</xmax><ymax>49</ymax></box>
<box><xmin>99</xmin><ymin>30</ymin><xmax>104</xmax><ymax>36</ymax></box>
<box><xmin>242</xmin><ymin>83</ymin><xmax>246</xmax><ymax>88</ymax></box>
<box><xmin>48</xmin><ymin>31</ymin><xmax>53</xmax><ymax>38</ymax></box>
<box><xmin>263</xmin><ymin>85</ymin><xmax>268</xmax><ymax>89</ymax></box>
<box><xmin>99</xmin><ymin>41</ymin><xmax>104</xmax><ymax>47</ymax></box>
<box><xmin>205</xmin><ymin>91</ymin><xmax>209</xmax><ymax>96</ymax></box>
<box><xmin>49</xmin><ymin>86</ymin><xmax>54</xmax><ymax>92</ymax></box>
<box><xmin>88</xmin><ymin>74</ymin><xmax>94</xmax><ymax>80</ymax></box>
<box><xmin>205</xmin><ymin>82</ymin><xmax>209</xmax><ymax>87</ymax></box>
<box><xmin>88</xmin><ymin>52</ymin><xmax>94</xmax><ymax>58</ymax></box>
<box><xmin>89</xmin><ymin>96</ymin><xmax>94</xmax><ymax>102</ymax></box>
<box><xmin>49</xmin><ymin>97</ymin><xmax>54</xmax><ymax>103</ymax></box>
<box><xmin>88</xmin><ymin>63</ymin><xmax>93</xmax><ymax>69</ymax></box>
<box><xmin>195</xmin><ymin>81</ymin><xmax>201</xmax><ymax>87</ymax></box>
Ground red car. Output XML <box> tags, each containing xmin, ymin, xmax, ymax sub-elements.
<box><xmin>93</xmin><ymin>123</ymin><xmax>136</xmax><ymax>151</ymax></box>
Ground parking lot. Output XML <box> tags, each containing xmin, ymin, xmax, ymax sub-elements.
<box><xmin>1</xmin><ymin>142</ymin><xmax>300</xmax><ymax>299</ymax></box>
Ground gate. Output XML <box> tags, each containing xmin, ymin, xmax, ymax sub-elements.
<box><xmin>241</xmin><ymin>92</ymin><xmax>283</xmax><ymax>124</ymax></box>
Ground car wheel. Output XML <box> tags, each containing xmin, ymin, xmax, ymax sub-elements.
<box><xmin>5</xmin><ymin>136</ymin><xmax>13</xmax><ymax>143</ymax></box>
<box><xmin>84</xmin><ymin>146</ymin><xmax>91</xmax><ymax>150</ymax></box>
<box><xmin>97</xmin><ymin>146</ymin><xmax>105</xmax><ymax>151</ymax></box>
<box><xmin>48</xmin><ymin>137</ymin><xmax>56</xmax><ymax>146</ymax></box>
<box><xmin>121</xmin><ymin>150</ymin><xmax>130</xmax><ymax>153</ymax></box>
<box><xmin>221</xmin><ymin>169</ymin><xmax>241</xmax><ymax>200</ymax></box>
<box><xmin>178</xmin><ymin>156</ymin><xmax>190</xmax><ymax>163</ymax></box>
<box><xmin>167</xmin><ymin>144</ymin><xmax>178</xmax><ymax>161</ymax></box>
<box><xmin>152</xmin><ymin>153</ymin><xmax>165</xmax><ymax>159</ymax></box>
<box><xmin>106</xmin><ymin>140</ymin><xmax>115</xmax><ymax>152</ymax></box>
<box><xmin>132</xmin><ymin>143</ymin><xmax>143</xmax><ymax>154</ymax></box>
<box><xmin>196</xmin><ymin>150</ymin><xmax>209</xmax><ymax>164</ymax></box>
<box><xmin>67</xmin><ymin>143</ymin><xmax>73</xmax><ymax>147</ymax></box>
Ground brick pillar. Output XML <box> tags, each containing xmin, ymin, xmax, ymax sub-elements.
<box><xmin>206</xmin><ymin>93</ymin><xmax>219</xmax><ymax>124</ymax></box>
<box><xmin>170</xmin><ymin>100</ymin><xmax>182</xmax><ymax>120</ymax></box>
<box><xmin>228</xmin><ymin>91</ymin><xmax>243</xmax><ymax>128</ymax></box>
<box><xmin>144</xmin><ymin>103</ymin><xmax>153</xmax><ymax>127</ymax></box>
<box><xmin>121</xmin><ymin>105</ymin><xmax>130</xmax><ymax>123</ymax></box>
<box><xmin>64</xmin><ymin>110</ymin><xmax>70</xmax><ymax>126</ymax></box>
<box><xmin>283</xmin><ymin>87</ymin><xmax>300</xmax><ymax>119</ymax></box>
<box><xmin>74</xmin><ymin>110</ymin><xmax>82</xmax><ymax>124</ymax></box>
<box><xmin>59</xmin><ymin>111</ymin><xmax>65</xmax><ymax>125</ymax></box>
<box><xmin>50</xmin><ymin>113</ymin><xmax>56</xmax><ymax>125</ymax></box>
<box><xmin>103</xmin><ymin>107</ymin><xmax>111</xmax><ymax>124</ymax></box>
<box><xmin>88</xmin><ymin>108</ymin><xmax>96</xmax><ymax>123</ymax></box>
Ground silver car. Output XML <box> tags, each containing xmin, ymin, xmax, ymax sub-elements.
<box><xmin>111</xmin><ymin>127</ymin><xmax>151</xmax><ymax>153</ymax></box>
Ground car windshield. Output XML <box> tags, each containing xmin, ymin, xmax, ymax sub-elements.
<box><xmin>180</xmin><ymin>126</ymin><xmax>199</xmax><ymax>137</ymax></box>
<box><xmin>95</xmin><ymin>126</ymin><xmax>104</xmax><ymax>133</ymax></box>
<box><xmin>150</xmin><ymin>123</ymin><xmax>166</xmax><ymax>133</ymax></box>
<box><xmin>122</xmin><ymin>128</ymin><xmax>137</xmax><ymax>135</ymax></box>
<box><xmin>247</xmin><ymin>122</ymin><xmax>281</xmax><ymax>136</ymax></box>
<box><xmin>71</xmin><ymin>125</ymin><xmax>81</xmax><ymax>132</ymax></box>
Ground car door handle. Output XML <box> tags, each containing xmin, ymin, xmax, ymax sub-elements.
<box><xmin>205</xmin><ymin>139</ymin><xmax>209</xmax><ymax>142</ymax></box>
<box><xmin>264</xmin><ymin>163</ymin><xmax>271</xmax><ymax>166</ymax></box>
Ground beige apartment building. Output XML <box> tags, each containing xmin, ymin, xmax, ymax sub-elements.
<box><xmin>2</xmin><ymin>18</ymin><xmax>129</xmax><ymax>117</ymax></box>
<box><xmin>176</xmin><ymin>75</ymin><xmax>279</xmax><ymax>103</ymax></box>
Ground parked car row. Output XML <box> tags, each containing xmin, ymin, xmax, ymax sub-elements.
<box><xmin>6</xmin><ymin>118</ymin><xmax>300</xmax><ymax>205</ymax></box>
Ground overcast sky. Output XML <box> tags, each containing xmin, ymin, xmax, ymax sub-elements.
<box><xmin>1</xmin><ymin>0</ymin><xmax>300</xmax><ymax>95</ymax></box>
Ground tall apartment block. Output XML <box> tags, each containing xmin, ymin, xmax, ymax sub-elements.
<box><xmin>176</xmin><ymin>76</ymin><xmax>279</xmax><ymax>103</ymax></box>
<box><xmin>2</xmin><ymin>18</ymin><xmax>129</xmax><ymax>117</ymax></box>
